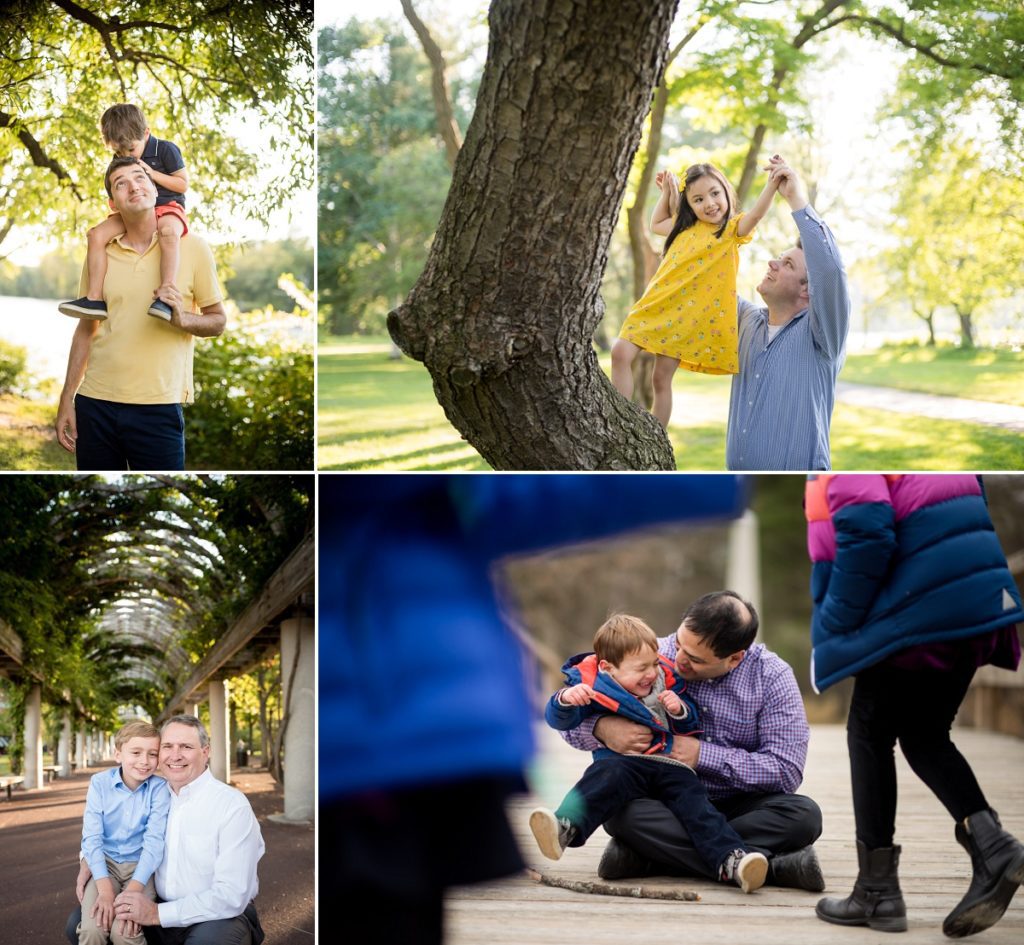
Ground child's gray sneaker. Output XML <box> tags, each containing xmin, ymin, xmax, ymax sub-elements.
<box><xmin>529</xmin><ymin>807</ymin><xmax>576</xmax><ymax>861</ymax></box>
<box><xmin>722</xmin><ymin>849</ymin><xmax>769</xmax><ymax>893</ymax></box>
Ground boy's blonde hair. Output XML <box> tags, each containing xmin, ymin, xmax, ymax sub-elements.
<box><xmin>101</xmin><ymin>104</ymin><xmax>147</xmax><ymax>152</ymax></box>
<box><xmin>115</xmin><ymin>720</ymin><xmax>159</xmax><ymax>750</ymax></box>
<box><xmin>593</xmin><ymin>614</ymin><xmax>659</xmax><ymax>666</ymax></box>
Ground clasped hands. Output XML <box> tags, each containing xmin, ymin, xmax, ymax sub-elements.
<box><xmin>76</xmin><ymin>862</ymin><xmax>153</xmax><ymax>937</ymax></box>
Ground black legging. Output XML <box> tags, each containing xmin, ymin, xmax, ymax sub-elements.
<box><xmin>847</xmin><ymin>658</ymin><xmax>989</xmax><ymax>849</ymax></box>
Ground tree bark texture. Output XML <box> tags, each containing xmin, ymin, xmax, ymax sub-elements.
<box><xmin>388</xmin><ymin>0</ymin><xmax>679</xmax><ymax>470</ymax></box>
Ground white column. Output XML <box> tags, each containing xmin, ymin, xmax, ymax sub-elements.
<box><xmin>276</xmin><ymin>616</ymin><xmax>315</xmax><ymax>823</ymax></box>
<box><xmin>58</xmin><ymin>711</ymin><xmax>72</xmax><ymax>776</ymax></box>
<box><xmin>186</xmin><ymin>703</ymin><xmax>200</xmax><ymax>719</ymax></box>
<box><xmin>77</xmin><ymin>722</ymin><xmax>89</xmax><ymax>770</ymax></box>
<box><xmin>208</xmin><ymin>679</ymin><xmax>230</xmax><ymax>782</ymax></box>
<box><xmin>726</xmin><ymin>509</ymin><xmax>761</xmax><ymax>631</ymax></box>
<box><xmin>23</xmin><ymin>684</ymin><xmax>44</xmax><ymax>789</ymax></box>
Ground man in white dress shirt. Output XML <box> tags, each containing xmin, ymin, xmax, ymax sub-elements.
<box><xmin>69</xmin><ymin>715</ymin><xmax>266</xmax><ymax>945</ymax></box>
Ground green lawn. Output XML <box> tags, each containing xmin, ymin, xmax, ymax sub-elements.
<box><xmin>842</xmin><ymin>345</ymin><xmax>1024</xmax><ymax>406</ymax></box>
<box><xmin>318</xmin><ymin>339</ymin><xmax>1024</xmax><ymax>471</ymax></box>
<box><xmin>0</xmin><ymin>395</ymin><xmax>75</xmax><ymax>470</ymax></box>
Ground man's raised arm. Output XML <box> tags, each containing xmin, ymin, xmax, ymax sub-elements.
<box><xmin>773</xmin><ymin>161</ymin><xmax>850</xmax><ymax>361</ymax></box>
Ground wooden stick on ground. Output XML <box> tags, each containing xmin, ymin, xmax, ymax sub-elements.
<box><xmin>526</xmin><ymin>868</ymin><xmax>702</xmax><ymax>901</ymax></box>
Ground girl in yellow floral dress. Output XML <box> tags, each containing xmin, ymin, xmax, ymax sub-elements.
<box><xmin>611</xmin><ymin>156</ymin><xmax>783</xmax><ymax>427</ymax></box>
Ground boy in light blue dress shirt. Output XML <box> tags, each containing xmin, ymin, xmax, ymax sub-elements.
<box><xmin>78</xmin><ymin>721</ymin><xmax>170</xmax><ymax>945</ymax></box>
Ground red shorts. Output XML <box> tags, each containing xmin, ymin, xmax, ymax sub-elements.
<box><xmin>109</xmin><ymin>203</ymin><xmax>189</xmax><ymax>236</ymax></box>
<box><xmin>155</xmin><ymin>203</ymin><xmax>189</xmax><ymax>236</ymax></box>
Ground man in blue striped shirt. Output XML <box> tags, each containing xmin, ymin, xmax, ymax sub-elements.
<box><xmin>726</xmin><ymin>161</ymin><xmax>850</xmax><ymax>470</ymax></box>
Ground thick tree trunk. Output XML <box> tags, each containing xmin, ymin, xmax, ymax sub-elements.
<box><xmin>388</xmin><ymin>0</ymin><xmax>679</xmax><ymax>470</ymax></box>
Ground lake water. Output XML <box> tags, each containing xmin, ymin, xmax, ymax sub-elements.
<box><xmin>0</xmin><ymin>296</ymin><xmax>78</xmax><ymax>383</ymax></box>
<box><xmin>1</xmin><ymin>295</ymin><xmax>316</xmax><ymax>391</ymax></box>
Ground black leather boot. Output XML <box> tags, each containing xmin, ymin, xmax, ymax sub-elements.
<box><xmin>943</xmin><ymin>809</ymin><xmax>1024</xmax><ymax>937</ymax></box>
<box><xmin>816</xmin><ymin>840</ymin><xmax>907</xmax><ymax>932</ymax></box>
<box><xmin>769</xmin><ymin>845</ymin><xmax>826</xmax><ymax>891</ymax></box>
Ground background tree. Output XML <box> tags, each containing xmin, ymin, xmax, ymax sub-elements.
<box><xmin>841</xmin><ymin>0</ymin><xmax>1024</xmax><ymax>155</ymax></box>
<box><xmin>885</xmin><ymin>138</ymin><xmax>1023</xmax><ymax>348</ymax></box>
<box><xmin>317</xmin><ymin>18</ymin><xmax>461</xmax><ymax>335</ymax></box>
<box><xmin>400</xmin><ymin>0</ymin><xmax>463</xmax><ymax>169</ymax></box>
<box><xmin>222</xmin><ymin>240</ymin><xmax>315</xmax><ymax>312</ymax></box>
<box><xmin>0</xmin><ymin>0</ymin><xmax>313</xmax><ymax>249</ymax></box>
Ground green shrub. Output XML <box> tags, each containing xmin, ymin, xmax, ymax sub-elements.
<box><xmin>188</xmin><ymin>321</ymin><xmax>313</xmax><ymax>470</ymax></box>
<box><xmin>0</xmin><ymin>340</ymin><xmax>28</xmax><ymax>394</ymax></box>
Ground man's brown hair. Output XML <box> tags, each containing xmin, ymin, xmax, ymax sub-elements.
<box><xmin>103</xmin><ymin>155</ymin><xmax>146</xmax><ymax>197</ymax></box>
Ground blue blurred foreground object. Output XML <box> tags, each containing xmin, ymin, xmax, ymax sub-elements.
<box><xmin>320</xmin><ymin>474</ymin><xmax>746</xmax><ymax>944</ymax></box>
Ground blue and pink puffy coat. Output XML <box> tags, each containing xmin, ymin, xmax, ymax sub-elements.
<box><xmin>805</xmin><ymin>474</ymin><xmax>1023</xmax><ymax>692</ymax></box>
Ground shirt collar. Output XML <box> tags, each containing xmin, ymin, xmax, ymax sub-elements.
<box><xmin>174</xmin><ymin>766</ymin><xmax>214</xmax><ymax>800</ymax></box>
<box><xmin>763</xmin><ymin>308</ymin><xmax>808</xmax><ymax>334</ymax></box>
<box><xmin>111</xmin><ymin>231</ymin><xmax>160</xmax><ymax>255</ymax></box>
<box><xmin>113</xmin><ymin>765</ymin><xmax>152</xmax><ymax>792</ymax></box>
<box><xmin>142</xmin><ymin>133</ymin><xmax>159</xmax><ymax>160</ymax></box>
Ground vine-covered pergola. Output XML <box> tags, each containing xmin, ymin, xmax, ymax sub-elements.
<box><xmin>0</xmin><ymin>474</ymin><xmax>314</xmax><ymax>820</ymax></box>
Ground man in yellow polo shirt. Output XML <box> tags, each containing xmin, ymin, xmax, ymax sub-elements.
<box><xmin>55</xmin><ymin>156</ymin><xmax>227</xmax><ymax>470</ymax></box>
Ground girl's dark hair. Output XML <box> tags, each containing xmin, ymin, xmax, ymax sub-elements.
<box><xmin>663</xmin><ymin>163</ymin><xmax>736</xmax><ymax>255</ymax></box>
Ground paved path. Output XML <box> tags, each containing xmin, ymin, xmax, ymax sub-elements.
<box><xmin>838</xmin><ymin>382</ymin><xmax>1024</xmax><ymax>432</ymax></box>
<box><xmin>444</xmin><ymin>723</ymin><xmax>1024</xmax><ymax>945</ymax></box>
<box><xmin>0</xmin><ymin>763</ymin><xmax>313</xmax><ymax>945</ymax></box>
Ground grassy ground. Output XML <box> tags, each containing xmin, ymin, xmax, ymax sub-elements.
<box><xmin>0</xmin><ymin>395</ymin><xmax>75</xmax><ymax>470</ymax></box>
<box><xmin>842</xmin><ymin>344</ymin><xmax>1024</xmax><ymax>405</ymax></box>
<box><xmin>318</xmin><ymin>339</ymin><xmax>1024</xmax><ymax>471</ymax></box>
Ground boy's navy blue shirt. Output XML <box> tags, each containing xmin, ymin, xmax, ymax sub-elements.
<box><xmin>141</xmin><ymin>134</ymin><xmax>186</xmax><ymax>207</ymax></box>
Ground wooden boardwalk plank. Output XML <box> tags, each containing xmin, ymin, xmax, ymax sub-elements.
<box><xmin>445</xmin><ymin>723</ymin><xmax>1024</xmax><ymax>944</ymax></box>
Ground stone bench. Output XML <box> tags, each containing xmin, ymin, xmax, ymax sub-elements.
<box><xmin>0</xmin><ymin>775</ymin><xmax>25</xmax><ymax>800</ymax></box>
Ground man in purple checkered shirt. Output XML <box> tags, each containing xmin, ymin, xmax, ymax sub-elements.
<box><xmin>562</xmin><ymin>590</ymin><xmax>825</xmax><ymax>890</ymax></box>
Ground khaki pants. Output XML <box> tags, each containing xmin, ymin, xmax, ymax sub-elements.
<box><xmin>78</xmin><ymin>857</ymin><xmax>155</xmax><ymax>945</ymax></box>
